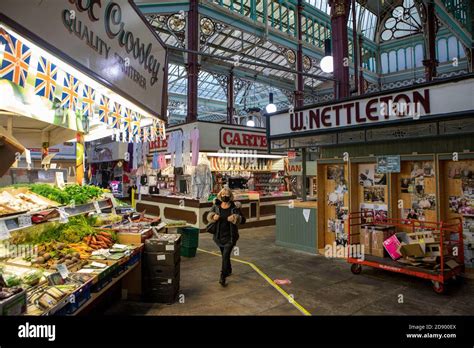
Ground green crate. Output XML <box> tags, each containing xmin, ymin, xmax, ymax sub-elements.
<box><xmin>178</xmin><ymin>227</ymin><xmax>199</xmax><ymax>248</ymax></box>
<box><xmin>180</xmin><ymin>246</ymin><xmax>197</xmax><ymax>258</ymax></box>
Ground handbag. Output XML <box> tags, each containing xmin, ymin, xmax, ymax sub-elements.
<box><xmin>206</xmin><ymin>222</ymin><xmax>217</xmax><ymax>234</ymax></box>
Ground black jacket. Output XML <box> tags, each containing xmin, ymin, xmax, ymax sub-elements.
<box><xmin>207</xmin><ymin>199</ymin><xmax>245</xmax><ymax>247</ymax></box>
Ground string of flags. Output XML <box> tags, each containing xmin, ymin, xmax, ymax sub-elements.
<box><xmin>0</xmin><ymin>28</ymin><xmax>166</xmax><ymax>143</ymax></box>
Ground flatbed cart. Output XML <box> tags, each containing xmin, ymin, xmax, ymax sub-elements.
<box><xmin>347</xmin><ymin>212</ymin><xmax>465</xmax><ymax>294</ymax></box>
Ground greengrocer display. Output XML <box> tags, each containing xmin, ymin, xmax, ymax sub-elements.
<box><xmin>0</xmin><ymin>182</ymin><xmax>163</xmax><ymax>316</ymax></box>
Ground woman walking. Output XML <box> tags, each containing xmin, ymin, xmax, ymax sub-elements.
<box><xmin>207</xmin><ymin>188</ymin><xmax>245</xmax><ymax>287</ymax></box>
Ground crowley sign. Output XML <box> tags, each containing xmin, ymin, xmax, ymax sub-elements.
<box><xmin>220</xmin><ymin>128</ymin><xmax>267</xmax><ymax>150</ymax></box>
<box><xmin>0</xmin><ymin>0</ymin><xmax>167</xmax><ymax>119</ymax></box>
<box><xmin>269</xmin><ymin>77</ymin><xmax>474</xmax><ymax>137</ymax></box>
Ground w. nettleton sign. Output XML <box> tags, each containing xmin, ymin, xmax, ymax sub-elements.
<box><xmin>0</xmin><ymin>0</ymin><xmax>167</xmax><ymax>118</ymax></box>
<box><xmin>269</xmin><ymin>77</ymin><xmax>474</xmax><ymax>137</ymax></box>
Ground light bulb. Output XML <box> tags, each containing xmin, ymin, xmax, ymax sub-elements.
<box><xmin>265</xmin><ymin>103</ymin><xmax>277</xmax><ymax>113</ymax></box>
<box><xmin>320</xmin><ymin>55</ymin><xmax>334</xmax><ymax>73</ymax></box>
<box><xmin>246</xmin><ymin>119</ymin><xmax>255</xmax><ymax>127</ymax></box>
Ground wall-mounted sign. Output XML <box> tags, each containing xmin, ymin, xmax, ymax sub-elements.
<box><xmin>87</xmin><ymin>141</ymin><xmax>129</xmax><ymax>163</ymax></box>
<box><xmin>220</xmin><ymin>128</ymin><xmax>267</xmax><ymax>150</ymax></box>
<box><xmin>269</xmin><ymin>77</ymin><xmax>474</xmax><ymax>137</ymax></box>
<box><xmin>287</xmin><ymin>161</ymin><xmax>317</xmax><ymax>176</ymax></box>
<box><xmin>0</xmin><ymin>0</ymin><xmax>167</xmax><ymax>119</ymax></box>
<box><xmin>376</xmin><ymin>155</ymin><xmax>401</xmax><ymax>173</ymax></box>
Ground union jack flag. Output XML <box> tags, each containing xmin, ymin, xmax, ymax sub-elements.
<box><xmin>61</xmin><ymin>72</ymin><xmax>80</xmax><ymax>110</ymax></box>
<box><xmin>0</xmin><ymin>32</ymin><xmax>31</xmax><ymax>88</ymax></box>
<box><xmin>82</xmin><ymin>85</ymin><xmax>96</xmax><ymax>118</ymax></box>
<box><xmin>142</xmin><ymin>126</ymin><xmax>150</xmax><ymax>143</ymax></box>
<box><xmin>34</xmin><ymin>56</ymin><xmax>58</xmax><ymax>101</ymax></box>
<box><xmin>121</xmin><ymin>108</ymin><xmax>132</xmax><ymax>134</ymax></box>
<box><xmin>98</xmin><ymin>94</ymin><xmax>110</xmax><ymax>124</ymax></box>
<box><xmin>110</xmin><ymin>102</ymin><xmax>121</xmax><ymax>129</ymax></box>
<box><xmin>132</xmin><ymin>113</ymin><xmax>141</xmax><ymax>136</ymax></box>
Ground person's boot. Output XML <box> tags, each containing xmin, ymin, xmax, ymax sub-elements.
<box><xmin>219</xmin><ymin>273</ymin><xmax>227</xmax><ymax>287</ymax></box>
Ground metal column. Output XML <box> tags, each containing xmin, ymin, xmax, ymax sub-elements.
<box><xmin>329</xmin><ymin>0</ymin><xmax>350</xmax><ymax>99</ymax></box>
<box><xmin>227</xmin><ymin>71</ymin><xmax>234</xmax><ymax>124</ymax></box>
<box><xmin>422</xmin><ymin>0</ymin><xmax>438</xmax><ymax>81</ymax></box>
<box><xmin>295</xmin><ymin>0</ymin><xmax>304</xmax><ymax>108</ymax></box>
<box><xmin>186</xmin><ymin>0</ymin><xmax>199</xmax><ymax>122</ymax></box>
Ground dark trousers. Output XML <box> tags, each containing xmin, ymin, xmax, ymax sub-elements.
<box><xmin>219</xmin><ymin>245</ymin><xmax>234</xmax><ymax>277</ymax></box>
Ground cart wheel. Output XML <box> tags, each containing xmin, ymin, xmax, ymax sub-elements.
<box><xmin>351</xmin><ymin>264</ymin><xmax>362</xmax><ymax>275</ymax></box>
<box><xmin>432</xmin><ymin>281</ymin><xmax>446</xmax><ymax>294</ymax></box>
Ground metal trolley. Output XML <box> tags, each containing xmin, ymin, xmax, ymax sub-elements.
<box><xmin>347</xmin><ymin>211</ymin><xmax>465</xmax><ymax>294</ymax></box>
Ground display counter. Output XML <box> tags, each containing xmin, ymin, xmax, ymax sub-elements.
<box><xmin>136</xmin><ymin>193</ymin><xmax>296</xmax><ymax>231</ymax></box>
<box><xmin>275</xmin><ymin>201</ymin><xmax>318</xmax><ymax>254</ymax></box>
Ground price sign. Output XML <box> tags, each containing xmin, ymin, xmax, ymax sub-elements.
<box><xmin>104</xmin><ymin>193</ymin><xmax>118</xmax><ymax>208</ymax></box>
<box><xmin>93</xmin><ymin>201</ymin><xmax>101</xmax><ymax>214</ymax></box>
<box><xmin>55</xmin><ymin>171</ymin><xmax>65</xmax><ymax>189</ymax></box>
<box><xmin>56</xmin><ymin>263</ymin><xmax>69</xmax><ymax>279</ymax></box>
<box><xmin>25</xmin><ymin>149</ymin><xmax>32</xmax><ymax>170</ymax></box>
<box><xmin>18</xmin><ymin>214</ymin><xmax>32</xmax><ymax>228</ymax></box>
<box><xmin>0</xmin><ymin>220</ymin><xmax>10</xmax><ymax>240</ymax></box>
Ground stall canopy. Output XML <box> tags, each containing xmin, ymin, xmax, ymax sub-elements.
<box><xmin>0</xmin><ymin>0</ymin><xmax>168</xmax><ymax>152</ymax></box>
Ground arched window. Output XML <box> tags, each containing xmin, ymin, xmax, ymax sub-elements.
<box><xmin>389</xmin><ymin>50</ymin><xmax>397</xmax><ymax>72</ymax></box>
<box><xmin>397</xmin><ymin>49</ymin><xmax>406</xmax><ymax>70</ymax></box>
<box><xmin>437</xmin><ymin>38</ymin><xmax>448</xmax><ymax>62</ymax></box>
<box><xmin>447</xmin><ymin>36</ymin><xmax>458</xmax><ymax>60</ymax></box>
<box><xmin>405</xmin><ymin>46</ymin><xmax>413</xmax><ymax>69</ymax></box>
<box><xmin>414</xmin><ymin>44</ymin><xmax>423</xmax><ymax>67</ymax></box>
<box><xmin>380</xmin><ymin>0</ymin><xmax>422</xmax><ymax>42</ymax></box>
<box><xmin>381</xmin><ymin>52</ymin><xmax>389</xmax><ymax>74</ymax></box>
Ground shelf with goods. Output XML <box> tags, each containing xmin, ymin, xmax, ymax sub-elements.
<box><xmin>0</xmin><ymin>184</ymin><xmax>156</xmax><ymax>316</ymax></box>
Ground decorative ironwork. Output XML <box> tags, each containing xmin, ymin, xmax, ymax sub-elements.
<box><xmin>380</xmin><ymin>0</ymin><xmax>423</xmax><ymax>42</ymax></box>
<box><xmin>303</xmin><ymin>55</ymin><xmax>312</xmax><ymax>71</ymax></box>
<box><xmin>167</xmin><ymin>13</ymin><xmax>186</xmax><ymax>32</ymax></box>
<box><xmin>200</xmin><ymin>17</ymin><xmax>216</xmax><ymax>37</ymax></box>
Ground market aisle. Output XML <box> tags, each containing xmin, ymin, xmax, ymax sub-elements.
<box><xmin>107</xmin><ymin>227</ymin><xmax>474</xmax><ymax>316</ymax></box>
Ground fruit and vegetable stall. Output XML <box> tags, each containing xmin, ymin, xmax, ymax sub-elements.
<box><xmin>0</xmin><ymin>184</ymin><xmax>160</xmax><ymax>316</ymax></box>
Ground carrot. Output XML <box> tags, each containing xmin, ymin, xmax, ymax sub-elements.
<box><xmin>99</xmin><ymin>231</ymin><xmax>111</xmax><ymax>238</ymax></box>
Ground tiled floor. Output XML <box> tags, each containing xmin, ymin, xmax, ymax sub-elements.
<box><xmin>106</xmin><ymin>226</ymin><xmax>474</xmax><ymax>315</ymax></box>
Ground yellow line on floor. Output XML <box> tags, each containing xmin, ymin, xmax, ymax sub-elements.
<box><xmin>197</xmin><ymin>248</ymin><xmax>312</xmax><ymax>316</ymax></box>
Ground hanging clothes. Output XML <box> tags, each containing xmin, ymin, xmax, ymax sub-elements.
<box><xmin>182</xmin><ymin>131</ymin><xmax>191</xmax><ymax>167</ymax></box>
<box><xmin>190</xmin><ymin>127</ymin><xmax>200</xmax><ymax>166</ymax></box>
<box><xmin>152</xmin><ymin>152</ymin><xmax>159</xmax><ymax>170</ymax></box>
<box><xmin>174</xmin><ymin>131</ymin><xmax>183</xmax><ymax>168</ymax></box>
<box><xmin>159</xmin><ymin>153</ymin><xmax>167</xmax><ymax>169</ymax></box>
<box><xmin>167</xmin><ymin>132</ymin><xmax>176</xmax><ymax>167</ymax></box>
<box><xmin>191</xmin><ymin>163</ymin><xmax>212</xmax><ymax>200</ymax></box>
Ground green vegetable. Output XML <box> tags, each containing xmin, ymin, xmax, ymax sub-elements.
<box><xmin>4</xmin><ymin>274</ymin><xmax>21</xmax><ymax>287</ymax></box>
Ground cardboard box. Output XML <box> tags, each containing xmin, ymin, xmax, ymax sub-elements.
<box><xmin>360</xmin><ymin>228</ymin><xmax>372</xmax><ymax>255</ymax></box>
<box><xmin>399</xmin><ymin>243</ymin><xmax>425</xmax><ymax>258</ymax></box>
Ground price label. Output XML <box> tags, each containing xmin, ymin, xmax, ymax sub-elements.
<box><xmin>56</xmin><ymin>263</ymin><xmax>69</xmax><ymax>279</ymax></box>
<box><xmin>18</xmin><ymin>214</ymin><xmax>32</xmax><ymax>228</ymax></box>
<box><xmin>104</xmin><ymin>193</ymin><xmax>118</xmax><ymax>208</ymax></box>
<box><xmin>93</xmin><ymin>201</ymin><xmax>101</xmax><ymax>214</ymax></box>
<box><xmin>55</xmin><ymin>171</ymin><xmax>65</xmax><ymax>189</ymax></box>
<box><xmin>0</xmin><ymin>220</ymin><xmax>10</xmax><ymax>240</ymax></box>
<box><xmin>25</xmin><ymin>149</ymin><xmax>32</xmax><ymax>169</ymax></box>
<box><xmin>58</xmin><ymin>207</ymin><xmax>69</xmax><ymax>224</ymax></box>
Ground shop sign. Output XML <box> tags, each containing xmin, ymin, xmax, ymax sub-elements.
<box><xmin>0</xmin><ymin>0</ymin><xmax>167</xmax><ymax>118</ymax></box>
<box><xmin>87</xmin><ymin>141</ymin><xmax>128</xmax><ymax>163</ymax></box>
<box><xmin>376</xmin><ymin>155</ymin><xmax>400</xmax><ymax>173</ymax></box>
<box><xmin>287</xmin><ymin>161</ymin><xmax>317</xmax><ymax>176</ymax></box>
<box><xmin>220</xmin><ymin>128</ymin><xmax>267</xmax><ymax>150</ymax></box>
<box><xmin>269</xmin><ymin>78</ymin><xmax>474</xmax><ymax>137</ymax></box>
<box><xmin>28</xmin><ymin>143</ymin><xmax>76</xmax><ymax>160</ymax></box>
<box><xmin>287</xmin><ymin>151</ymin><xmax>296</xmax><ymax>160</ymax></box>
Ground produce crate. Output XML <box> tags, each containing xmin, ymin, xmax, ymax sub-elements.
<box><xmin>0</xmin><ymin>289</ymin><xmax>27</xmax><ymax>316</ymax></box>
<box><xmin>56</xmin><ymin>281</ymin><xmax>92</xmax><ymax>315</ymax></box>
<box><xmin>180</xmin><ymin>246</ymin><xmax>197</xmax><ymax>258</ymax></box>
<box><xmin>90</xmin><ymin>265</ymin><xmax>114</xmax><ymax>293</ymax></box>
<box><xmin>178</xmin><ymin>227</ymin><xmax>199</xmax><ymax>248</ymax></box>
